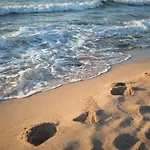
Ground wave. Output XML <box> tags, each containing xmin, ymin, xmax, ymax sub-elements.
<box><xmin>114</xmin><ymin>0</ymin><xmax>150</xmax><ymax>5</ymax></box>
<box><xmin>96</xmin><ymin>19</ymin><xmax>150</xmax><ymax>37</ymax></box>
<box><xmin>0</xmin><ymin>0</ymin><xmax>102</xmax><ymax>16</ymax></box>
<box><xmin>1</xmin><ymin>19</ymin><xmax>150</xmax><ymax>50</ymax></box>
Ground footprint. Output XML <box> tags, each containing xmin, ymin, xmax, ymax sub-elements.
<box><xmin>64</xmin><ymin>141</ymin><xmax>80</xmax><ymax>150</ymax></box>
<box><xmin>118</xmin><ymin>96</ymin><xmax>125</xmax><ymax>103</ymax></box>
<box><xmin>21</xmin><ymin>122</ymin><xmax>57</xmax><ymax>146</ymax></box>
<box><xmin>113</xmin><ymin>134</ymin><xmax>139</xmax><ymax>150</ymax></box>
<box><xmin>145</xmin><ymin>128</ymin><xmax>150</xmax><ymax>140</ymax></box>
<box><xmin>92</xmin><ymin>138</ymin><xmax>103</xmax><ymax>150</ymax></box>
<box><xmin>110</xmin><ymin>82</ymin><xmax>134</xmax><ymax>96</ymax></box>
<box><xmin>111</xmin><ymin>82</ymin><xmax>127</xmax><ymax>96</ymax></box>
<box><xmin>137</xmin><ymin>142</ymin><xmax>147</xmax><ymax>150</ymax></box>
<box><xmin>119</xmin><ymin>117</ymin><xmax>133</xmax><ymax>128</ymax></box>
<box><xmin>139</xmin><ymin>106</ymin><xmax>150</xmax><ymax>121</ymax></box>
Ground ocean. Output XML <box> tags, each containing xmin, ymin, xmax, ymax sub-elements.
<box><xmin>0</xmin><ymin>0</ymin><xmax>150</xmax><ymax>100</ymax></box>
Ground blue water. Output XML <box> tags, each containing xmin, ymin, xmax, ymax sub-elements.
<box><xmin>0</xmin><ymin>0</ymin><xmax>150</xmax><ymax>100</ymax></box>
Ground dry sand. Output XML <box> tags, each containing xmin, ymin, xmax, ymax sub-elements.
<box><xmin>0</xmin><ymin>57</ymin><xmax>150</xmax><ymax>150</ymax></box>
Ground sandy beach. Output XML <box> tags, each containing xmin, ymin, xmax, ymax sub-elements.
<box><xmin>1</xmin><ymin>0</ymin><xmax>150</xmax><ymax>149</ymax></box>
<box><xmin>0</xmin><ymin>55</ymin><xmax>150</xmax><ymax>150</ymax></box>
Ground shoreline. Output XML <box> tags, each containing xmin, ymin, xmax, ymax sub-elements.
<box><xmin>0</xmin><ymin>53</ymin><xmax>150</xmax><ymax>149</ymax></box>
<box><xmin>1</xmin><ymin>47</ymin><xmax>149</xmax><ymax>101</ymax></box>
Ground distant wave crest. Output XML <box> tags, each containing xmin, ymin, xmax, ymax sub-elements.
<box><xmin>0</xmin><ymin>0</ymin><xmax>102</xmax><ymax>16</ymax></box>
<box><xmin>114</xmin><ymin>0</ymin><xmax>150</xmax><ymax>5</ymax></box>
<box><xmin>0</xmin><ymin>0</ymin><xmax>150</xmax><ymax>16</ymax></box>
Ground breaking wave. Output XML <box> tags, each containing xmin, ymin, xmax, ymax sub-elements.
<box><xmin>0</xmin><ymin>0</ymin><xmax>150</xmax><ymax>16</ymax></box>
<box><xmin>114</xmin><ymin>0</ymin><xmax>150</xmax><ymax>5</ymax></box>
<box><xmin>0</xmin><ymin>0</ymin><xmax>102</xmax><ymax>16</ymax></box>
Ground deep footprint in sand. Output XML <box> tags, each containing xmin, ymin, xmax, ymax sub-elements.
<box><xmin>110</xmin><ymin>82</ymin><xmax>134</xmax><ymax>96</ymax></box>
<box><xmin>139</xmin><ymin>106</ymin><xmax>150</xmax><ymax>121</ymax></box>
<box><xmin>92</xmin><ymin>138</ymin><xmax>103</xmax><ymax>150</ymax></box>
<box><xmin>113</xmin><ymin>134</ymin><xmax>139</xmax><ymax>150</ymax></box>
<box><xmin>119</xmin><ymin>117</ymin><xmax>133</xmax><ymax>128</ymax></box>
<box><xmin>145</xmin><ymin>128</ymin><xmax>150</xmax><ymax>140</ymax></box>
<box><xmin>111</xmin><ymin>82</ymin><xmax>126</xmax><ymax>95</ymax></box>
<box><xmin>137</xmin><ymin>142</ymin><xmax>147</xmax><ymax>150</ymax></box>
<box><xmin>21</xmin><ymin>122</ymin><xmax>57</xmax><ymax>146</ymax></box>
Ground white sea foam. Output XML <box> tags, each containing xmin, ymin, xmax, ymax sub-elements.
<box><xmin>96</xmin><ymin>19</ymin><xmax>150</xmax><ymax>37</ymax></box>
<box><xmin>0</xmin><ymin>0</ymin><xmax>102</xmax><ymax>15</ymax></box>
<box><xmin>0</xmin><ymin>18</ymin><xmax>150</xmax><ymax>100</ymax></box>
<box><xmin>2</xmin><ymin>19</ymin><xmax>150</xmax><ymax>43</ymax></box>
<box><xmin>114</xmin><ymin>0</ymin><xmax>150</xmax><ymax>5</ymax></box>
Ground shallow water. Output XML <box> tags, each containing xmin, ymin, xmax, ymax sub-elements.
<box><xmin>0</xmin><ymin>0</ymin><xmax>150</xmax><ymax>100</ymax></box>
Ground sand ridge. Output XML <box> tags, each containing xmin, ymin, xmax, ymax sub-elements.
<box><xmin>73</xmin><ymin>97</ymin><xmax>101</xmax><ymax>124</ymax></box>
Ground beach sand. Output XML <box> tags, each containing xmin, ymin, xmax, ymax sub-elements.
<box><xmin>0</xmin><ymin>56</ymin><xmax>150</xmax><ymax>150</ymax></box>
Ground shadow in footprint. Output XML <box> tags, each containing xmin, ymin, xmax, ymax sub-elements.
<box><xmin>92</xmin><ymin>139</ymin><xmax>103</xmax><ymax>150</ymax></box>
<box><xmin>118</xmin><ymin>96</ymin><xmax>125</xmax><ymax>103</ymax></box>
<box><xmin>134</xmin><ymin>87</ymin><xmax>146</xmax><ymax>91</ymax></box>
<box><xmin>139</xmin><ymin>106</ymin><xmax>150</xmax><ymax>121</ymax></box>
<box><xmin>119</xmin><ymin>117</ymin><xmax>133</xmax><ymax>128</ymax></box>
<box><xmin>113</xmin><ymin>82</ymin><xmax>126</xmax><ymax>87</ymax></box>
<box><xmin>73</xmin><ymin>112</ymin><xmax>88</xmax><ymax>123</ymax></box>
<box><xmin>24</xmin><ymin>123</ymin><xmax>57</xmax><ymax>146</ymax></box>
<box><xmin>145</xmin><ymin>128</ymin><xmax>150</xmax><ymax>140</ymax></box>
<box><xmin>140</xmin><ymin>106</ymin><xmax>150</xmax><ymax>114</ymax></box>
<box><xmin>137</xmin><ymin>142</ymin><xmax>147</xmax><ymax>150</ymax></box>
<box><xmin>113</xmin><ymin>134</ymin><xmax>139</xmax><ymax>150</ymax></box>
<box><xmin>64</xmin><ymin>141</ymin><xmax>80</xmax><ymax>150</ymax></box>
<box><xmin>111</xmin><ymin>86</ymin><xmax>126</xmax><ymax>95</ymax></box>
<box><xmin>96</xmin><ymin>110</ymin><xmax>110</xmax><ymax>126</ymax></box>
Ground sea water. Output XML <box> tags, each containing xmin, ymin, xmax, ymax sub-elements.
<box><xmin>0</xmin><ymin>0</ymin><xmax>150</xmax><ymax>100</ymax></box>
